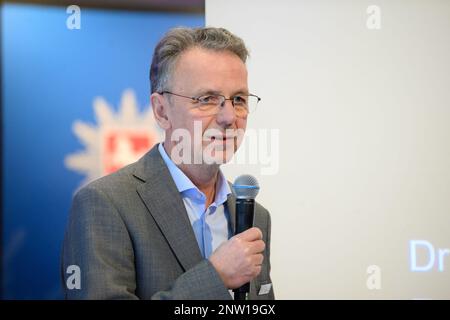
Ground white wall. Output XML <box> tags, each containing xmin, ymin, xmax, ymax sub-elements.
<box><xmin>207</xmin><ymin>0</ymin><xmax>450</xmax><ymax>299</ymax></box>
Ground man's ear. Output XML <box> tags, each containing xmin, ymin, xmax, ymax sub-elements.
<box><xmin>151</xmin><ymin>92</ymin><xmax>171</xmax><ymax>130</ymax></box>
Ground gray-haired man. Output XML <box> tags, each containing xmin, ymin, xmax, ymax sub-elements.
<box><xmin>62</xmin><ymin>27</ymin><xmax>274</xmax><ymax>300</ymax></box>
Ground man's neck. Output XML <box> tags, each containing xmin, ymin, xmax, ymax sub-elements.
<box><xmin>163</xmin><ymin>142</ymin><xmax>220</xmax><ymax>207</ymax></box>
<box><xmin>184</xmin><ymin>166</ymin><xmax>217</xmax><ymax>208</ymax></box>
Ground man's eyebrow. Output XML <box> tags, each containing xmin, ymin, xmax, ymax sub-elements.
<box><xmin>194</xmin><ymin>88</ymin><xmax>250</xmax><ymax>96</ymax></box>
<box><xmin>232</xmin><ymin>89</ymin><xmax>250</xmax><ymax>96</ymax></box>
<box><xmin>195</xmin><ymin>89</ymin><xmax>222</xmax><ymax>96</ymax></box>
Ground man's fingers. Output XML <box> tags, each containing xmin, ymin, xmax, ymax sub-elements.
<box><xmin>252</xmin><ymin>265</ymin><xmax>262</xmax><ymax>277</ymax></box>
<box><xmin>249</xmin><ymin>239</ymin><xmax>265</xmax><ymax>254</ymax></box>
<box><xmin>237</xmin><ymin>227</ymin><xmax>263</xmax><ymax>241</ymax></box>
<box><xmin>252</xmin><ymin>253</ymin><xmax>264</xmax><ymax>266</ymax></box>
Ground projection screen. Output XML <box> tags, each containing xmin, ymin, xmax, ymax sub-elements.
<box><xmin>207</xmin><ymin>0</ymin><xmax>450</xmax><ymax>299</ymax></box>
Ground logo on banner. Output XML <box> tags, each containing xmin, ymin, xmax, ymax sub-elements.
<box><xmin>65</xmin><ymin>89</ymin><xmax>162</xmax><ymax>186</ymax></box>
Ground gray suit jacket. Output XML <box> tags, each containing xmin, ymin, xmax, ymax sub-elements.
<box><xmin>61</xmin><ymin>144</ymin><xmax>274</xmax><ymax>300</ymax></box>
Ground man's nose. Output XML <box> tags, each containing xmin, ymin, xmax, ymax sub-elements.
<box><xmin>216</xmin><ymin>99</ymin><xmax>236</xmax><ymax>126</ymax></box>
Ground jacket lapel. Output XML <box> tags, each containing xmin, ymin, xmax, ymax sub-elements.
<box><xmin>133</xmin><ymin>144</ymin><xmax>203</xmax><ymax>272</ymax></box>
<box><xmin>226</xmin><ymin>190</ymin><xmax>236</xmax><ymax>235</ymax></box>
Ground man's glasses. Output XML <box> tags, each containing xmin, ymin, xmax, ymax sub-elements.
<box><xmin>159</xmin><ymin>91</ymin><xmax>261</xmax><ymax>118</ymax></box>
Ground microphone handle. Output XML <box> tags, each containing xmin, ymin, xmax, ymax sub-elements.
<box><xmin>233</xmin><ymin>198</ymin><xmax>255</xmax><ymax>300</ymax></box>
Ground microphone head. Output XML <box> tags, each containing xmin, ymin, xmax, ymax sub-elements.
<box><xmin>232</xmin><ymin>174</ymin><xmax>260</xmax><ymax>200</ymax></box>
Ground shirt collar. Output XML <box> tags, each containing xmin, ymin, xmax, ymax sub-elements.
<box><xmin>158</xmin><ymin>143</ymin><xmax>231</xmax><ymax>205</ymax></box>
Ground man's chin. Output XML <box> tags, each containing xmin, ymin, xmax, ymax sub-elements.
<box><xmin>201</xmin><ymin>149</ymin><xmax>235</xmax><ymax>165</ymax></box>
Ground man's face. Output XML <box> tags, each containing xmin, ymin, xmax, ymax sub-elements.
<box><xmin>164</xmin><ymin>47</ymin><xmax>248</xmax><ymax>165</ymax></box>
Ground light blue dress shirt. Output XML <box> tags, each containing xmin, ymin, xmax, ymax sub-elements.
<box><xmin>158</xmin><ymin>143</ymin><xmax>232</xmax><ymax>259</ymax></box>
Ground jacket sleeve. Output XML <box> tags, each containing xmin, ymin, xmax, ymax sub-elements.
<box><xmin>61</xmin><ymin>185</ymin><xmax>232</xmax><ymax>300</ymax></box>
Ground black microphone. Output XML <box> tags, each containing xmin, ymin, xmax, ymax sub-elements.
<box><xmin>231</xmin><ymin>174</ymin><xmax>260</xmax><ymax>301</ymax></box>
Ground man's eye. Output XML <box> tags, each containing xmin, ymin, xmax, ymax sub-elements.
<box><xmin>233</xmin><ymin>96</ymin><xmax>247</xmax><ymax>105</ymax></box>
<box><xmin>198</xmin><ymin>95</ymin><xmax>219</xmax><ymax>104</ymax></box>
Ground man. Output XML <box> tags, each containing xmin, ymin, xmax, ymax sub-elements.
<box><xmin>62</xmin><ymin>27</ymin><xmax>274</xmax><ymax>300</ymax></box>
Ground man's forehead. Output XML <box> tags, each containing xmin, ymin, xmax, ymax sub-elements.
<box><xmin>175</xmin><ymin>47</ymin><xmax>246</xmax><ymax>72</ymax></box>
<box><xmin>171</xmin><ymin>47</ymin><xmax>248</xmax><ymax>92</ymax></box>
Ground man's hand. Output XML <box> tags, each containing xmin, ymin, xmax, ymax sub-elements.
<box><xmin>209</xmin><ymin>227</ymin><xmax>265</xmax><ymax>289</ymax></box>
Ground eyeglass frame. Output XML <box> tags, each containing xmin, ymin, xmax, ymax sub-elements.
<box><xmin>158</xmin><ymin>90</ymin><xmax>261</xmax><ymax>115</ymax></box>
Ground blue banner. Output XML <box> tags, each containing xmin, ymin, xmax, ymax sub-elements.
<box><xmin>2</xmin><ymin>3</ymin><xmax>203</xmax><ymax>299</ymax></box>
